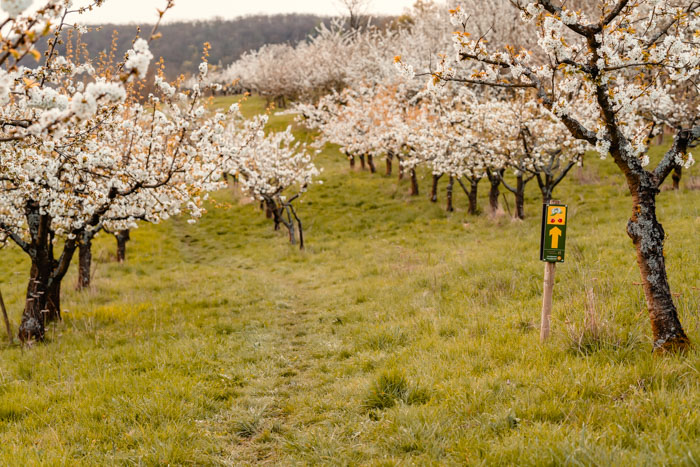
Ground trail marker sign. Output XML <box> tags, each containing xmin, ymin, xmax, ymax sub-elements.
<box><xmin>540</xmin><ymin>203</ymin><xmax>568</xmax><ymax>262</ymax></box>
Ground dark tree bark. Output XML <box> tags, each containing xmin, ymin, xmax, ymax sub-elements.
<box><xmin>468</xmin><ymin>178</ymin><xmax>479</xmax><ymax>215</ymax></box>
<box><xmin>289</xmin><ymin>203</ymin><xmax>304</xmax><ymax>251</ymax></box>
<box><xmin>502</xmin><ymin>173</ymin><xmax>535</xmax><ymax>220</ymax></box>
<box><xmin>349</xmin><ymin>153</ymin><xmax>356</xmax><ymax>169</ymax></box>
<box><xmin>446</xmin><ymin>176</ymin><xmax>454</xmax><ymax>212</ymax></box>
<box><xmin>409</xmin><ymin>169</ymin><xmax>419</xmax><ymax>196</ymax></box>
<box><xmin>538</xmin><ymin>177</ymin><xmax>552</xmax><ymax>204</ymax></box>
<box><xmin>265</xmin><ymin>198</ymin><xmax>283</xmax><ymax>232</ymax></box>
<box><xmin>116</xmin><ymin>230</ymin><xmax>130</xmax><ymax>263</ymax></box>
<box><xmin>535</xmin><ymin>158</ymin><xmax>578</xmax><ymax>204</ymax></box>
<box><xmin>396</xmin><ymin>155</ymin><xmax>404</xmax><ymax>180</ymax></box>
<box><xmin>457</xmin><ymin>176</ymin><xmax>480</xmax><ymax>215</ymax></box>
<box><xmin>359</xmin><ymin>154</ymin><xmax>366</xmax><ymax>170</ymax></box>
<box><xmin>513</xmin><ymin>175</ymin><xmax>525</xmax><ymax>219</ymax></box>
<box><xmin>367</xmin><ymin>154</ymin><xmax>376</xmax><ymax>173</ymax></box>
<box><xmin>286</xmin><ymin>206</ymin><xmax>296</xmax><ymax>246</ymax></box>
<box><xmin>671</xmin><ymin>166</ymin><xmax>681</xmax><ymax>190</ymax></box>
<box><xmin>385</xmin><ymin>153</ymin><xmax>393</xmax><ymax>176</ymax></box>
<box><xmin>17</xmin><ymin>203</ymin><xmax>76</xmax><ymax>341</ymax></box>
<box><xmin>430</xmin><ymin>174</ymin><xmax>442</xmax><ymax>202</ymax></box>
<box><xmin>0</xmin><ymin>288</ymin><xmax>12</xmax><ymax>343</ymax></box>
<box><xmin>19</xmin><ymin>262</ymin><xmax>56</xmax><ymax>341</ymax></box>
<box><xmin>486</xmin><ymin>169</ymin><xmax>503</xmax><ymax>214</ymax></box>
<box><xmin>78</xmin><ymin>231</ymin><xmax>93</xmax><ymax>290</ymax></box>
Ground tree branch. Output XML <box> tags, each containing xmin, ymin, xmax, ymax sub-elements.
<box><xmin>653</xmin><ymin>128</ymin><xmax>691</xmax><ymax>187</ymax></box>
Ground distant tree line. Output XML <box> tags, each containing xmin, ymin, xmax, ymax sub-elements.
<box><xmin>32</xmin><ymin>15</ymin><xmax>341</xmax><ymax>78</ymax></box>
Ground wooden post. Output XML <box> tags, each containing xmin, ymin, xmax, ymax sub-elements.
<box><xmin>540</xmin><ymin>262</ymin><xmax>556</xmax><ymax>342</ymax></box>
<box><xmin>0</xmin><ymin>288</ymin><xmax>13</xmax><ymax>343</ymax></box>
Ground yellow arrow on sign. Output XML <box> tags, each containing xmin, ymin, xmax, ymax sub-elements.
<box><xmin>549</xmin><ymin>226</ymin><xmax>562</xmax><ymax>249</ymax></box>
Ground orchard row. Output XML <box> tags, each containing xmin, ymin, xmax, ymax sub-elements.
<box><xmin>0</xmin><ymin>1</ymin><xmax>318</xmax><ymax>342</ymax></box>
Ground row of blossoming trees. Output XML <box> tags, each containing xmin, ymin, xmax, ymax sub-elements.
<box><xmin>216</xmin><ymin>0</ymin><xmax>699</xmax><ymax>353</ymax></box>
<box><xmin>0</xmin><ymin>0</ymin><xmax>318</xmax><ymax>342</ymax></box>
<box><xmin>296</xmin><ymin>83</ymin><xmax>589</xmax><ymax>218</ymax></box>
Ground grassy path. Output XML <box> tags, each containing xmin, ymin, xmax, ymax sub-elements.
<box><xmin>0</xmin><ymin>100</ymin><xmax>698</xmax><ymax>464</ymax></box>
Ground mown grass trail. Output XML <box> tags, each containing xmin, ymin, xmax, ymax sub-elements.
<box><xmin>0</xmin><ymin>97</ymin><xmax>698</xmax><ymax>465</ymax></box>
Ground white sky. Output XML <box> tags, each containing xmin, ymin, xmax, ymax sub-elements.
<box><xmin>66</xmin><ymin>0</ymin><xmax>417</xmax><ymax>24</ymax></box>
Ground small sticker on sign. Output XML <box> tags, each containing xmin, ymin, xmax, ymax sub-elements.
<box><xmin>547</xmin><ymin>206</ymin><xmax>566</xmax><ymax>225</ymax></box>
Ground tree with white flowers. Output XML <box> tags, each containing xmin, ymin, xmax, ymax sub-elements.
<box><xmin>72</xmin><ymin>66</ymin><xmax>245</xmax><ymax>291</ymax></box>
<box><xmin>431</xmin><ymin>0</ymin><xmax>700</xmax><ymax>352</ymax></box>
<box><xmin>0</xmin><ymin>0</ymin><xmax>257</xmax><ymax>342</ymax></box>
<box><xmin>222</xmin><ymin>113</ymin><xmax>319</xmax><ymax>249</ymax></box>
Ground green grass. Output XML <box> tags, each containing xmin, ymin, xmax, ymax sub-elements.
<box><xmin>0</xmin><ymin>97</ymin><xmax>698</xmax><ymax>465</ymax></box>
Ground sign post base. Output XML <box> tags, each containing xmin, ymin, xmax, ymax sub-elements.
<box><xmin>540</xmin><ymin>262</ymin><xmax>556</xmax><ymax>342</ymax></box>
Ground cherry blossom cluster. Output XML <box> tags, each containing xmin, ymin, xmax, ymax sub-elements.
<box><xmin>221</xmin><ymin>111</ymin><xmax>320</xmax><ymax>206</ymax></box>
<box><xmin>431</xmin><ymin>0</ymin><xmax>700</xmax><ymax>166</ymax></box>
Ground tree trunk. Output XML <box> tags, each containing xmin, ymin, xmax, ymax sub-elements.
<box><xmin>16</xmin><ymin>204</ymin><xmax>78</xmax><ymax>342</ymax></box>
<box><xmin>48</xmin><ymin>281</ymin><xmax>60</xmax><ymax>323</ymax></box>
<box><xmin>446</xmin><ymin>176</ymin><xmax>454</xmax><ymax>212</ymax></box>
<box><xmin>487</xmin><ymin>170</ymin><xmax>501</xmax><ymax>213</ymax></box>
<box><xmin>78</xmin><ymin>233</ymin><xmax>93</xmax><ymax>290</ymax></box>
<box><xmin>430</xmin><ymin>174</ymin><xmax>441</xmax><ymax>202</ymax></box>
<box><xmin>514</xmin><ymin>175</ymin><xmax>525</xmax><ymax>220</ymax></box>
<box><xmin>18</xmin><ymin>260</ymin><xmax>61</xmax><ymax>342</ymax></box>
<box><xmin>359</xmin><ymin>154</ymin><xmax>366</xmax><ymax>170</ymax></box>
<box><xmin>536</xmin><ymin>171</ymin><xmax>557</xmax><ymax>204</ymax></box>
<box><xmin>541</xmin><ymin>189</ymin><xmax>552</xmax><ymax>204</ymax></box>
<box><xmin>397</xmin><ymin>156</ymin><xmax>404</xmax><ymax>181</ymax></box>
<box><xmin>385</xmin><ymin>154</ymin><xmax>393</xmax><ymax>176</ymax></box>
<box><xmin>116</xmin><ymin>230</ymin><xmax>130</xmax><ymax>263</ymax></box>
<box><xmin>287</xmin><ymin>211</ymin><xmax>296</xmax><ymax>245</ymax></box>
<box><xmin>410</xmin><ymin>169</ymin><xmax>419</xmax><ymax>196</ymax></box>
<box><xmin>468</xmin><ymin>178</ymin><xmax>479</xmax><ymax>215</ymax></box>
<box><xmin>627</xmin><ymin>184</ymin><xmax>689</xmax><ymax>352</ymax></box>
<box><xmin>265</xmin><ymin>198</ymin><xmax>283</xmax><ymax>232</ymax></box>
<box><xmin>349</xmin><ymin>154</ymin><xmax>355</xmax><ymax>169</ymax></box>
<box><xmin>0</xmin><ymin>288</ymin><xmax>12</xmax><ymax>343</ymax></box>
<box><xmin>671</xmin><ymin>166</ymin><xmax>681</xmax><ymax>190</ymax></box>
<box><xmin>367</xmin><ymin>154</ymin><xmax>376</xmax><ymax>173</ymax></box>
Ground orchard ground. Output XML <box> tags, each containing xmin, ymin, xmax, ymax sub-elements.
<box><xmin>0</xmin><ymin>96</ymin><xmax>698</xmax><ymax>465</ymax></box>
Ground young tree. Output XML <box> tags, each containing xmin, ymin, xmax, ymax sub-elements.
<box><xmin>223</xmin><ymin>116</ymin><xmax>319</xmax><ymax>249</ymax></box>
<box><xmin>433</xmin><ymin>0</ymin><xmax>700</xmax><ymax>352</ymax></box>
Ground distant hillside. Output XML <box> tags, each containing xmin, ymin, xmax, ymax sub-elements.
<box><xmin>35</xmin><ymin>15</ymin><xmax>332</xmax><ymax>78</ymax></box>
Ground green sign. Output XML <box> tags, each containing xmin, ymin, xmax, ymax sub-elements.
<box><xmin>540</xmin><ymin>203</ymin><xmax>567</xmax><ymax>262</ymax></box>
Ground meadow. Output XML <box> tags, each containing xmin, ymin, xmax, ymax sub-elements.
<box><xmin>0</xmin><ymin>96</ymin><xmax>698</xmax><ymax>465</ymax></box>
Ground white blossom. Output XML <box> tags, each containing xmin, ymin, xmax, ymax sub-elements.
<box><xmin>124</xmin><ymin>38</ymin><xmax>153</xmax><ymax>80</ymax></box>
<box><xmin>1</xmin><ymin>0</ymin><xmax>32</xmax><ymax>18</ymax></box>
